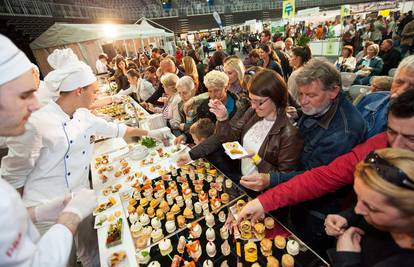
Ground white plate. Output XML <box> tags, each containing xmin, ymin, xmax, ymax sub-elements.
<box><xmin>222</xmin><ymin>141</ymin><xmax>249</xmax><ymax>160</ymax></box>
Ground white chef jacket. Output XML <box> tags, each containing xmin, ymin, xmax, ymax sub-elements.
<box><xmin>0</xmin><ymin>178</ymin><xmax>73</xmax><ymax>267</ymax></box>
<box><xmin>1</xmin><ymin>101</ymin><xmax>127</xmax><ymax>207</ymax></box>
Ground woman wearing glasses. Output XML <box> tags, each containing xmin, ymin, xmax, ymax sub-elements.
<box><xmin>325</xmin><ymin>148</ymin><xmax>414</xmax><ymax>266</ymax></box>
<box><xmin>211</xmin><ymin>69</ymin><xmax>303</xmax><ymax>182</ymax></box>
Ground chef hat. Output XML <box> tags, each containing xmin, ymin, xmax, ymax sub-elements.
<box><xmin>44</xmin><ymin>48</ymin><xmax>96</xmax><ymax>92</ymax></box>
<box><xmin>0</xmin><ymin>34</ymin><xmax>33</xmax><ymax>86</ymax></box>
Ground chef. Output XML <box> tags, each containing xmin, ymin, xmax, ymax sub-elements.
<box><xmin>0</xmin><ymin>34</ymin><xmax>97</xmax><ymax>267</ymax></box>
<box><xmin>1</xmin><ymin>48</ymin><xmax>168</xmax><ymax>266</ymax></box>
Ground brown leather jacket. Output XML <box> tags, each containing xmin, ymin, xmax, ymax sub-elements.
<box><xmin>215</xmin><ymin>107</ymin><xmax>303</xmax><ymax>173</ymax></box>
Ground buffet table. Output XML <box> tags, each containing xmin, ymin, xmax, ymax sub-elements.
<box><xmin>90</xmin><ymin>96</ymin><xmax>330</xmax><ymax>267</ymax></box>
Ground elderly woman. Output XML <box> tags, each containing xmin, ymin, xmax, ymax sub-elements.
<box><xmin>147</xmin><ymin>73</ymin><xmax>181</xmax><ymax>130</ymax></box>
<box><xmin>325</xmin><ymin>148</ymin><xmax>414</xmax><ymax>266</ymax></box>
<box><xmin>173</xmin><ymin>76</ymin><xmax>198</xmax><ymax>143</ymax></box>
<box><xmin>354</xmin><ymin>44</ymin><xmax>384</xmax><ymax>85</ymax></box>
<box><xmin>224</xmin><ymin>57</ymin><xmax>246</xmax><ymax>97</ymax></box>
<box><xmin>176</xmin><ymin>70</ymin><xmax>250</xmax><ymax>168</ymax></box>
<box><xmin>116</xmin><ymin>69</ymin><xmax>155</xmax><ymax>102</ymax></box>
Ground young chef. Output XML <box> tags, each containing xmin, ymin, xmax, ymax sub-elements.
<box><xmin>1</xmin><ymin>48</ymin><xmax>168</xmax><ymax>266</ymax></box>
<box><xmin>0</xmin><ymin>34</ymin><xmax>98</xmax><ymax>267</ymax></box>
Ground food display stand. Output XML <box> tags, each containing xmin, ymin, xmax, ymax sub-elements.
<box><xmin>90</xmin><ymin>97</ymin><xmax>330</xmax><ymax>267</ymax></box>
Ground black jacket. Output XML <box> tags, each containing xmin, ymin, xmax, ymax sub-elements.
<box><xmin>379</xmin><ymin>48</ymin><xmax>401</xmax><ymax>75</ymax></box>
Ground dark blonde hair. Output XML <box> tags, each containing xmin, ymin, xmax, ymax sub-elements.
<box><xmin>189</xmin><ymin>118</ymin><xmax>215</xmax><ymax>139</ymax></box>
<box><xmin>355</xmin><ymin>148</ymin><xmax>414</xmax><ymax>216</ymax></box>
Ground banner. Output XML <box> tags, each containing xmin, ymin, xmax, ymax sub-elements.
<box><xmin>213</xmin><ymin>11</ymin><xmax>223</xmax><ymax>29</ymax></box>
<box><xmin>282</xmin><ymin>0</ymin><xmax>295</xmax><ymax>19</ymax></box>
<box><xmin>340</xmin><ymin>5</ymin><xmax>351</xmax><ymax>18</ymax></box>
<box><xmin>350</xmin><ymin>1</ymin><xmax>396</xmax><ymax>14</ymax></box>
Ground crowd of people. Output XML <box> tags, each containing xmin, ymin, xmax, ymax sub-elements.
<box><xmin>1</xmin><ymin>8</ymin><xmax>414</xmax><ymax>267</ymax></box>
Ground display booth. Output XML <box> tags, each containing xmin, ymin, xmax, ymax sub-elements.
<box><xmin>30</xmin><ymin>19</ymin><xmax>174</xmax><ymax>76</ymax></box>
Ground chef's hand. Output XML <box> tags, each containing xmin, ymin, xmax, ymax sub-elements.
<box><xmin>176</xmin><ymin>152</ymin><xmax>191</xmax><ymax>166</ymax></box>
<box><xmin>29</xmin><ymin>194</ymin><xmax>71</xmax><ymax>223</ymax></box>
<box><xmin>62</xmin><ymin>189</ymin><xmax>97</xmax><ymax>221</ymax></box>
<box><xmin>208</xmin><ymin>99</ymin><xmax>228</xmax><ymax>121</ymax></box>
<box><xmin>148</xmin><ymin>127</ymin><xmax>171</xmax><ymax>139</ymax></box>
<box><xmin>174</xmin><ymin>135</ymin><xmax>185</xmax><ymax>145</ymax></box>
<box><xmin>325</xmin><ymin>214</ymin><xmax>348</xmax><ymax>237</ymax></box>
<box><xmin>240</xmin><ymin>173</ymin><xmax>270</xmax><ymax>191</ymax></box>
<box><xmin>336</xmin><ymin>227</ymin><xmax>364</xmax><ymax>252</ymax></box>
<box><xmin>111</xmin><ymin>94</ymin><xmax>124</xmax><ymax>103</ymax></box>
<box><xmin>236</xmin><ymin>199</ymin><xmax>265</xmax><ymax>224</ymax></box>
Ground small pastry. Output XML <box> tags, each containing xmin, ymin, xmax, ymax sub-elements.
<box><xmin>240</xmin><ymin>220</ymin><xmax>252</xmax><ymax>239</ymax></box>
<box><xmin>221</xmin><ymin>239</ymin><xmax>231</xmax><ymax>256</ymax></box>
<box><xmin>194</xmin><ymin>202</ymin><xmax>202</xmax><ymax>214</ymax></box>
<box><xmin>206</xmin><ymin>227</ymin><xmax>216</xmax><ymax>241</ymax></box>
<box><xmin>281</xmin><ymin>254</ymin><xmax>294</xmax><ymax>267</ymax></box>
<box><xmin>210</xmin><ymin>198</ymin><xmax>221</xmax><ymax>211</ymax></box>
<box><xmin>216</xmin><ymin>175</ymin><xmax>224</xmax><ymax>184</ymax></box>
<box><xmin>166</xmin><ymin>194</ymin><xmax>174</xmax><ymax>206</ymax></box>
<box><xmin>183</xmin><ymin>188</ymin><xmax>192</xmax><ymax>200</ymax></box>
<box><xmin>142</xmin><ymin>226</ymin><xmax>153</xmax><ymax>236</ymax></box>
<box><xmin>198</xmin><ymin>191</ymin><xmax>208</xmax><ymax>204</ymax></box>
<box><xmin>220</xmin><ymin>226</ymin><xmax>229</xmax><ymax>240</ymax></box>
<box><xmin>177</xmin><ymin>215</ymin><xmax>186</xmax><ymax>228</ymax></box>
<box><xmin>129</xmin><ymin>212</ymin><xmax>139</xmax><ymax>224</ymax></box>
<box><xmin>206</xmin><ymin>175</ymin><xmax>214</xmax><ymax>183</ymax></box>
<box><xmin>147</xmin><ymin>207</ymin><xmax>155</xmax><ymax>218</ymax></box>
<box><xmin>176</xmin><ymin>196</ymin><xmax>184</xmax><ymax>208</ymax></box>
<box><xmin>251</xmin><ymin>263</ymin><xmax>261</xmax><ymax>267</ymax></box>
<box><xmin>183</xmin><ymin>207</ymin><xmax>194</xmax><ymax>219</ymax></box>
<box><xmin>135</xmin><ymin>233</ymin><xmax>150</xmax><ymax>250</ymax></box>
<box><xmin>140</xmin><ymin>197</ymin><xmax>148</xmax><ymax>207</ymax></box>
<box><xmin>151</xmin><ymin>217</ymin><xmax>161</xmax><ymax>229</ymax></box>
<box><xmin>171</xmin><ymin>255</ymin><xmax>182</xmax><ymax>267</ymax></box>
<box><xmin>286</xmin><ymin>240</ymin><xmax>299</xmax><ymax>256</ymax></box>
<box><xmin>137</xmin><ymin>248</ymin><xmax>151</xmax><ymax>264</ymax></box>
<box><xmin>236</xmin><ymin>199</ymin><xmax>246</xmax><ymax>213</ymax></box>
<box><xmin>156</xmin><ymin>209</ymin><xmax>164</xmax><ymax>220</ymax></box>
<box><xmin>151</xmin><ymin>228</ymin><xmax>164</xmax><ymax>243</ymax></box>
<box><xmin>220</xmin><ymin>260</ymin><xmax>229</xmax><ymax>267</ymax></box>
<box><xmin>203</xmin><ymin>259</ymin><xmax>214</xmax><ymax>267</ymax></box>
<box><xmin>130</xmin><ymin>222</ymin><xmax>143</xmax><ymax>238</ymax></box>
<box><xmin>267</xmin><ymin>256</ymin><xmax>279</xmax><ymax>267</ymax></box>
<box><xmin>140</xmin><ymin>214</ymin><xmax>150</xmax><ymax>226</ymax></box>
<box><xmin>186</xmin><ymin>240</ymin><xmax>202</xmax><ymax>261</ymax></box>
<box><xmin>206</xmin><ymin>241</ymin><xmax>216</xmax><ymax>257</ymax></box>
<box><xmin>127</xmin><ymin>205</ymin><xmax>135</xmax><ymax>215</ymax></box>
<box><xmin>150</xmin><ymin>198</ymin><xmax>159</xmax><ymax>209</ymax></box>
<box><xmin>260</xmin><ymin>238</ymin><xmax>273</xmax><ymax>257</ymax></box>
<box><xmin>218</xmin><ymin>211</ymin><xmax>226</xmax><ymax>223</ymax></box>
<box><xmin>159</xmin><ymin>239</ymin><xmax>173</xmax><ymax>256</ymax></box>
<box><xmin>208</xmin><ymin>188</ymin><xmax>217</xmax><ymax>198</ymax></box>
<box><xmin>205</xmin><ymin>212</ymin><xmax>215</xmax><ymax>227</ymax></box>
<box><xmin>129</xmin><ymin>198</ymin><xmax>137</xmax><ymax>206</ymax></box>
<box><xmin>177</xmin><ymin>236</ymin><xmax>186</xmax><ymax>254</ymax></box>
<box><xmin>136</xmin><ymin>205</ymin><xmax>145</xmax><ymax>216</ymax></box>
<box><xmin>165</xmin><ymin>220</ymin><xmax>176</xmax><ymax>234</ymax></box>
<box><xmin>185</xmin><ymin>198</ymin><xmax>193</xmax><ymax>210</ymax></box>
<box><xmin>221</xmin><ymin>193</ymin><xmax>230</xmax><ymax>204</ymax></box>
<box><xmin>274</xmin><ymin>235</ymin><xmax>286</xmax><ymax>250</ymax></box>
<box><xmin>207</xmin><ymin>168</ymin><xmax>217</xmax><ymax>176</ymax></box>
<box><xmin>264</xmin><ymin>217</ymin><xmax>275</xmax><ymax>230</ymax></box>
<box><xmin>148</xmin><ymin>261</ymin><xmax>161</xmax><ymax>267</ymax></box>
<box><xmin>170</xmin><ymin>204</ymin><xmax>180</xmax><ymax>215</ymax></box>
<box><xmin>225</xmin><ymin>179</ymin><xmax>232</xmax><ymax>188</ymax></box>
<box><xmin>194</xmin><ymin>184</ymin><xmax>203</xmax><ymax>193</ymax></box>
<box><xmin>166</xmin><ymin>212</ymin><xmax>175</xmax><ymax>222</ymax></box>
<box><xmin>189</xmin><ymin>222</ymin><xmax>202</xmax><ymax>239</ymax></box>
<box><xmin>244</xmin><ymin>240</ymin><xmax>258</xmax><ymax>263</ymax></box>
<box><xmin>254</xmin><ymin>223</ymin><xmax>265</xmax><ymax>240</ymax></box>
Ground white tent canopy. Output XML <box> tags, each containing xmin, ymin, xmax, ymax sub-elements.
<box><xmin>30</xmin><ymin>21</ymin><xmax>173</xmax><ymax>49</ymax></box>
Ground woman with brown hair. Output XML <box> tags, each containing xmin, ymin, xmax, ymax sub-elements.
<box><xmin>202</xmin><ymin>68</ymin><xmax>303</xmax><ymax>177</ymax></box>
<box><xmin>325</xmin><ymin>148</ymin><xmax>414</xmax><ymax>267</ymax></box>
<box><xmin>113</xmin><ymin>55</ymin><xmax>130</xmax><ymax>91</ymax></box>
<box><xmin>257</xmin><ymin>43</ymin><xmax>284</xmax><ymax>78</ymax></box>
<box><xmin>182</xmin><ymin>56</ymin><xmax>200</xmax><ymax>92</ymax></box>
<box><xmin>335</xmin><ymin>45</ymin><xmax>357</xmax><ymax>72</ymax></box>
<box><xmin>287</xmin><ymin>45</ymin><xmax>312</xmax><ymax>101</ymax></box>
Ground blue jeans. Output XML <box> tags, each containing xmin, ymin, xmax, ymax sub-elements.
<box><xmin>353</xmin><ymin>75</ymin><xmax>371</xmax><ymax>85</ymax></box>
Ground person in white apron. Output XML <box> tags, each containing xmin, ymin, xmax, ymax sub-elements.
<box><xmin>1</xmin><ymin>48</ymin><xmax>168</xmax><ymax>266</ymax></box>
<box><xmin>0</xmin><ymin>34</ymin><xmax>98</xmax><ymax>267</ymax></box>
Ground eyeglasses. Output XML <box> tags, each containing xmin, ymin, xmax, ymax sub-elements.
<box><xmin>364</xmin><ymin>151</ymin><xmax>414</xmax><ymax>190</ymax></box>
<box><xmin>250</xmin><ymin>97</ymin><xmax>270</xmax><ymax>107</ymax></box>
